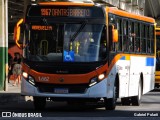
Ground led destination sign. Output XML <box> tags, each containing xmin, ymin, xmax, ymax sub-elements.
<box><xmin>27</xmin><ymin>6</ymin><xmax>104</xmax><ymax>18</ymax></box>
<box><xmin>41</xmin><ymin>8</ymin><xmax>90</xmax><ymax>17</ymax></box>
<box><xmin>32</xmin><ymin>25</ymin><xmax>53</xmax><ymax>30</ymax></box>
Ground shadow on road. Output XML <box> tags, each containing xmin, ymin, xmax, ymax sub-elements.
<box><xmin>151</xmin><ymin>88</ymin><xmax>160</xmax><ymax>92</ymax></box>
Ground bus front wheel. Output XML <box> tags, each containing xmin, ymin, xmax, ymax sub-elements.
<box><xmin>33</xmin><ymin>97</ymin><xmax>46</xmax><ymax>110</ymax></box>
<box><xmin>104</xmin><ymin>86</ymin><xmax>116</xmax><ymax>110</ymax></box>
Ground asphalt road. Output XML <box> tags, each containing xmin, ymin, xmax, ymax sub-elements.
<box><xmin>0</xmin><ymin>88</ymin><xmax>160</xmax><ymax>119</ymax></box>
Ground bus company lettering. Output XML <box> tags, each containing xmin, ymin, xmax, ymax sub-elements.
<box><xmin>32</xmin><ymin>25</ymin><xmax>53</xmax><ymax>31</ymax></box>
<box><xmin>41</xmin><ymin>8</ymin><xmax>90</xmax><ymax>17</ymax></box>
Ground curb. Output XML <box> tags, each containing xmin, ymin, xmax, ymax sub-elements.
<box><xmin>0</xmin><ymin>93</ymin><xmax>24</xmax><ymax>104</ymax></box>
<box><xmin>0</xmin><ymin>93</ymin><xmax>33</xmax><ymax>104</ymax></box>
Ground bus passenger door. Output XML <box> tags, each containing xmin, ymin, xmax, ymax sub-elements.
<box><xmin>108</xmin><ymin>23</ymin><xmax>130</xmax><ymax>98</ymax></box>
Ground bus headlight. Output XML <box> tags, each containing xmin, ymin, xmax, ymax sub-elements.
<box><xmin>98</xmin><ymin>73</ymin><xmax>105</xmax><ymax>81</ymax></box>
<box><xmin>22</xmin><ymin>72</ymin><xmax>35</xmax><ymax>86</ymax></box>
<box><xmin>22</xmin><ymin>72</ymin><xmax>28</xmax><ymax>79</ymax></box>
<box><xmin>89</xmin><ymin>73</ymin><xmax>106</xmax><ymax>87</ymax></box>
<box><xmin>89</xmin><ymin>77</ymin><xmax>98</xmax><ymax>87</ymax></box>
<box><xmin>28</xmin><ymin>76</ymin><xmax>35</xmax><ymax>86</ymax></box>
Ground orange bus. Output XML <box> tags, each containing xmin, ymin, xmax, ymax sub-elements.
<box><xmin>14</xmin><ymin>1</ymin><xmax>156</xmax><ymax>110</ymax></box>
<box><xmin>155</xmin><ymin>27</ymin><xmax>160</xmax><ymax>88</ymax></box>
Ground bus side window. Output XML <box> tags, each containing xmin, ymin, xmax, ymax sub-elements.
<box><xmin>141</xmin><ymin>24</ymin><xmax>146</xmax><ymax>53</ymax></box>
<box><xmin>135</xmin><ymin>22</ymin><xmax>140</xmax><ymax>53</ymax></box>
<box><xmin>128</xmin><ymin>21</ymin><xmax>134</xmax><ymax>52</ymax></box>
<box><xmin>122</xmin><ymin>20</ymin><xmax>128</xmax><ymax>52</ymax></box>
<box><xmin>146</xmin><ymin>25</ymin><xmax>151</xmax><ymax>53</ymax></box>
<box><xmin>109</xmin><ymin>14</ymin><xmax>116</xmax><ymax>52</ymax></box>
<box><xmin>99</xmin><ymin>26</ymin><xmax>107</xmax><ymax>59</ymax></box>
<box><xmin>116</xmin><ymin>17</ymin><xmax>122</xmax><ymax>51</ymax></box>
<box><xmin>109</xmin><ymin>25</ymin><xmax>114</xmax><ymax>51</ymax></box>
<box><xmin>150</xmin><ymin>25</ymin><xmax>154</xmax><ymax>54</ymax></box>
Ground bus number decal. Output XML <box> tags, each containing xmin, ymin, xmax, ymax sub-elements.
<box><xmin>41</xmin><ymin>9</ymin><xmax>52</xmax><ymax>16</ymax></box>
<box><xmin>38</xmin><ymin>76</ymin><xmax>49</xmax><ymax>81</ymax></box>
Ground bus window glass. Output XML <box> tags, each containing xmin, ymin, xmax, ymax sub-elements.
<box><xmin>146</xmin><ymin>26</ymin><xmax>151</xmax><ymax>53</ymax></box>
<box><xmin>29</xmin><ymin>24</ymin><xmax>59</xmax><ymax>57</ymax></box>
<box><xmin>116</xmin><ymin>18</ymin><xmax>122</xmax><ymax>51</ymax></box>
<box><xmin>109</xmin><ymin>14</ymin><xmax>116</xmax><ymax>51</ymax></box>
<box><xmin>99</xmin><ymin>26</ymin><xmax>107</xmax><ymax>60</ymax></box>
<box><xmin>64</xmin><ymin>24</ymin><xmax>104</xmax><ymax>62</ymax></box>
<box><xmin>26</xmin><ymin>23</ymin><xmax>105</xmax><ymax>62</ymax></box>
<box><xmin>128</xmin><ymin>22</ymin><xmax>134</xmax><ymax>52</ymax></box>
<box><xmin>150</xmin><ymin>26</ymin><xmax>154</xmax><ymax>54</ymax></box>
<box><xmin>156</xmin><ymin>31</ymin><xmax>160</xmax><ymax>52</ymax></box>
<box><xmin>135</xmin><ymin>22</ymin><xmax>140</xmax><ymax>52</ymax></box>
<box><xmin>123</xmin><ymin>20</ymin><xmax>128</xmax><ymax>52</ymax></box>
<box><xmin>141</xmin><ymin>24</ymin><xmax>146</xmax><ymax>53</ymax></box>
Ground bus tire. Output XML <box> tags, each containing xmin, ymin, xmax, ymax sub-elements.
<box><xmin>121</xmin><ymin>97</ymin><xmax>130</xmax><ymax>106</ymax></box>
<box><xmin>131</xmin><ymin>80</ymin><xmax>142</xmax><ymax>106</ymax></box>
<box><xmin>33</xmin><ymin>97</ymin><xmax>46</xmax><ymax>110</ymax></box>
<box><xmin>104</xmin><ymin>86</ymin><xmax>116</xmax><ymax>110</ymax></box>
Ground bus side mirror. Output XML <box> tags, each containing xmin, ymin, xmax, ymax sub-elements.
<box><xmin>13</xmin><ymin>19</ymin><xmax>23</xmax><ymax>49</ymax></box>
<box><xmin>112</xmin><ymin>28</ymin><xmax>118</xmax><ymax>43</ymax></box>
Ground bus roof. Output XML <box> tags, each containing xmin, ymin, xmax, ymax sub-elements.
<box><xmin>38</xmin><ymin>1</ymin><xmax>94</xmax><ymax>6</ymax></box>
<box><xmin>107</xmin><ymin>7</ymin><xmax>155</xmax><ymax>23</ymax></box>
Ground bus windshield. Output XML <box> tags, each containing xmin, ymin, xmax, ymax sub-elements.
<box><xmin>25</xmin><ymin>23</ymin><xmax>107</xmax><ymax>62</ymax></box>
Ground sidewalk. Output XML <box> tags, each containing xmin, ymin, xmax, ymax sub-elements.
<box><xmin>0</xmin><ymin>80</ymin><xmax>21</xmax><ymax>93</ymax></box>
<box><xmin>0</xmin><ymin>80</ymin><xmax>33</xmax><ymax>104</ymax></box>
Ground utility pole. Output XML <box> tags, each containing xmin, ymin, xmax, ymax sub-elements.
<box><xmin>0</xmin><ymin>0</ymin><xmax>8</xmax><ymax>91</ymax></box>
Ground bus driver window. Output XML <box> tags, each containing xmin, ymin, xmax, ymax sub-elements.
<box><xmin>99</xmin><ymin>27</ymin><xmax>107</xmax><ymax>60</ymax></box>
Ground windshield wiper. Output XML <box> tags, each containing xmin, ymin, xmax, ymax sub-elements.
<box><xmin>70</xmin><ymin>20</ymin><xmax>88</xmax><ymax>42</ymax></box>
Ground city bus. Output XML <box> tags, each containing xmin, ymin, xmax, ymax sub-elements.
<box><xmin>155</xmin><ymin>27</ymin><xmax>160</xmax><ymax>88</ymax></box>
<box><xmin>14</xmin><ymin>1</ymin><xmax>156</xmax><ymax>110</ymax></box>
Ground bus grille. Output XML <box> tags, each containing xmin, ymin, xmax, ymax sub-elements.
<box><xmin>36</xmin><ymin>83</ymin><xmax>88</xmax><ymax>94</ymax></box>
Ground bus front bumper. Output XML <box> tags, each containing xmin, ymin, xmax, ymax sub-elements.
<box><xmin>21</xmin><ymin>77</ymin><xmax>108</xmax><ymax>98</ymax></box>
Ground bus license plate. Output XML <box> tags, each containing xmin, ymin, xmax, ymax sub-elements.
<box><xmin>54</xmin><ymin>88</ymin><xmax>69</xmax><ymax>94</ymax></box>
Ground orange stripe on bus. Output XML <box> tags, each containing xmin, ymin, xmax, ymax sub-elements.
<box><xmin>106</xmin><ymin>54</ymin><xmax>122</xmax><ymax>76</ymax></box>
<box><xmin>22</xmin><ymin>64</ymin><xmax>107</xmax><ymax>84</ymax></box>
<box><xmin>30</xmin><ymin>69</ymin><xmax>97</xmax><ymax>84</ymax></box>
<box><xmin>39</xmin><ymin>2</ymin><xmax>94</xmax><ymax>6</ymax></box>
<box><xmin>22</xmin><ymin>63</ymin><xmax>109</xmax><ymax>84</ymax></box>
<box><xmin>107</xmin><ymin>7</ymin><xmax>155</xmax><ymax>23</ymax></box>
